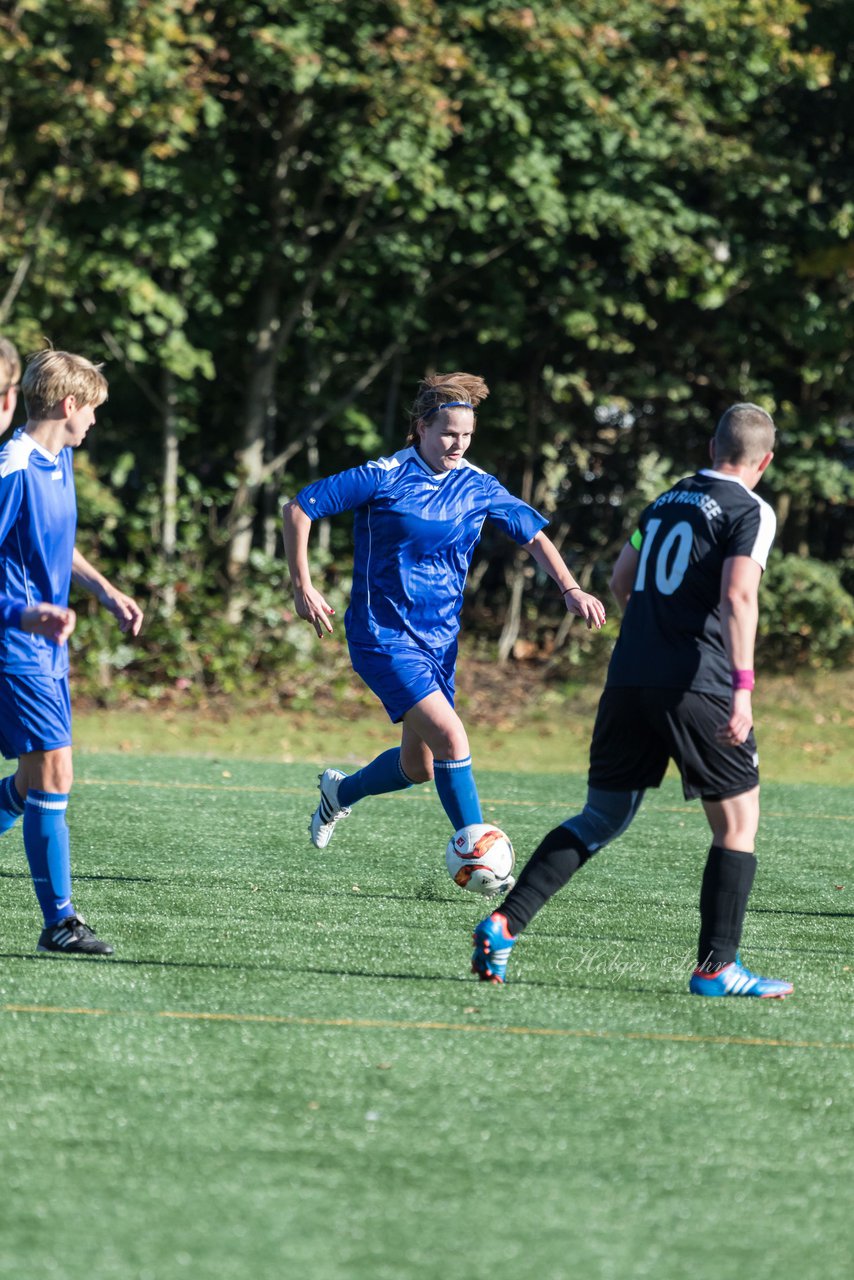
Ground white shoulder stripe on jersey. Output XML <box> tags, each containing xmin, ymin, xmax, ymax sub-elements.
<box><xmin>0</xmin><ymin>434</ymin><xmax>36</xmax><ymax>479</ymax></box>
<box><xmin>749</xmin><ymin>497</ymin><xmax>776</xmax><ymax>569</ymax></box>
<box><xmin>698</xmin><ymin>469</ymin><xmax>776</xmax><ymax>569</ymax></box>
<box><xmin>369</xmin><ymin>449</ymin><xmax>410</xmax><ymax>473</ymax></box>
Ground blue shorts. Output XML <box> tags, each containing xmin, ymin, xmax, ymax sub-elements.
<box><xmin>348</xmin><ymin>638</ymin><xmax>457</xmax><ymax>723</ymax></box>
<box><xmin>0</xmin><ymin>671</ymin><xmax>73</xmax><ymax>758</ymax></box>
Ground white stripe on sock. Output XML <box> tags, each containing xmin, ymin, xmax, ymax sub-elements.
<box><xmin>26</xmin><ymin>797</ymin><xmax>68</xmax><ymax>812</ymax></box>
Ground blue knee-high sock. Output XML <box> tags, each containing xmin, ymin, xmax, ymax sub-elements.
<box><xmin>23</xmin><ymin>790</ymin><xmax>74</xmax><ymax>927</ymax></box>
<box><xmin>433</xmin><ymin>756</ymin><xmax>483</xmax><ymax>829</ymax></box>
<box><xmin>337</xmin><ymin>748</ymin><xmax>414</xmax><ymax>808</ymax></box>
<box><xmin>0</xmin><ymin>773</ymin><xmax>25</xmax><ymax>835</ymax></box>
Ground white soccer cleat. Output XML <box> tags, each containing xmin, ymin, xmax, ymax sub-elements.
<box><xmin>309</xmin><ymin>768</ymin><xmax>352</xmax><ymax>849</ymax></box>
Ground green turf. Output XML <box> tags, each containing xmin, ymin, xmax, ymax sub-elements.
<box><xmin>1</xmin><ymin>754</ymin><xmax>852</xmax><ymax>1279</ymax></box>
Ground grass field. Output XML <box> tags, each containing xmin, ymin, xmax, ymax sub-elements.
<box><xmin>1</xmin><ymin>744</ymin><xmax>852</xmax><ymax>1279</ymax></box>
<box><xmin>72</xmin><ymin>666</ymin><xmax>854</xmax><ymax>785</ymax></box>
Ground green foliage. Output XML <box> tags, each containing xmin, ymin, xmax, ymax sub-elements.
<box><xmin>1</xmin><ymin>0</ymin><xmax>852</xmax><ymax>691</ymax></box>
<box><xmin>760</xmin><ymin>555</ymin><xmax>854</xmax><ymax>670</ymax></box>
<box><xmin>69</xmin><ymin>473</ymin><xmax>354</xmax><ymax>701</ymax></box>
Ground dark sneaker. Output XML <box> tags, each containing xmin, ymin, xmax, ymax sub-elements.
<box><xmin>37</xmin><ymin>914</ymin><xmax>114</xmax><ymax>956</ymax></box>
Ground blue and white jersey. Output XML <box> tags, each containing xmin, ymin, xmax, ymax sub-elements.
<box><xmin>297</xmin><ymin>447</ymin><xmax>548</xmax><ymax>649</ymax></box>
<box><xmin>0</xmin><ymin>430</ymin><xmax>76</xmax><ymax>677</ymax></box>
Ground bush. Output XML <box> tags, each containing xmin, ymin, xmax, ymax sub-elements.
<box><xmin>65</xmin><ymin>469</ymin><xmax>853</xmax><ymax>699</ymax></box>
<box><xmin>68</xmin><ymin>476</ymin><xmax>347</xmax><ymax>703</ymax></box>
<box><xmin>760</xmin><ymin>555</ymin><xmax>854</xmax><ymax>670</ymax></box>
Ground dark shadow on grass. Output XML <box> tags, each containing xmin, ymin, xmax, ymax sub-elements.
<box><xmin>298</xmin><ymin>967</ymin><xmax>659</xmax><ymax>996</ymax></box>
<box><xmin>0</xmin><ymin>869</ymin><xmax>461</xmax><ymax>902</ymax></box>
<box><xmin>0</xmin><ymin>951</ymin><xmax>480</xmax><ymax>985</ymax></box>
<box><xmin>749</xmin><ymin>906</ymin><xmax>854</xmax><ymax>920</ymax></box>
<box><xmin>0</xmin><ymin>951</ymin><xmax>660</xmax><ymax>994</ymax></box>
<box><xmin>0</xmin><ymin>950</ymin><xmax>464</xmax><ymax>978</ymax></box>
<box><xmin>0</xmin><ymin>870</ymin><xmax>159</xmax><ymax>885</ymax></box>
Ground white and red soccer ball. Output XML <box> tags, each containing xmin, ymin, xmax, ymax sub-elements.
<box><xmin>445</xmin><ymin>823</ymin><xmax>516</xmax><ymax>898</ymax></box>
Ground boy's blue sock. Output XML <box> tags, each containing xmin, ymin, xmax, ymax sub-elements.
<box><xmin>337</xmin><ymin>748</ymin><xmax>414</xmax><ymax>808</ymax></box>
<box><xmin>433</xmin><ymin>756</ymin><xmax>483</xmax><ymax>829</ymax></box>
<box><xmin>23</xmin><ymin>790</ymin><xmax>74</xmax><ymax>927</ymax></box>
<box><xmin>0</xmin><ymin>773</ymin><xmax>25</xmax><ymax>835</ymax></box>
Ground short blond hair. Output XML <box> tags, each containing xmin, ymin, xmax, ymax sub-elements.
<box><xmin>713</xmin><ymin>403</ymin><xmax>776</xmax><ymax>465</ymax></box>
<box><xmin>0</xmin><ymin>337</ymin><xmax>21</xmax><ymax>393</ymax></box>
<box><xmin>22</xmin><ymin>349</ymin><xmax>108</xmax><ymax>420</ymax></box>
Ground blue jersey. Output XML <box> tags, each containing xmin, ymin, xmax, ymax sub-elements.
<box><xmin>297</xmin><ymin>447</ymin><xmax>548</xmax><ymax>649</ymax></box>
<box><xmin>0</xmin><ymin>597</ymin><xmax>25</xmax><ymax>630</ymax></box>
<box><xmin>0</xmin><ymin>430</ymin><xmax>76</xmax><ymax>677</ymax></box>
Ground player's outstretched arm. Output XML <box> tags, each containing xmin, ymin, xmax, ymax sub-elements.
<box><xmin>71</xmin><ymin>547</ymin><xmax>144</xmax><ymax>636</ymax></box>
<box><xmin>281</xmin><ymin>498</ymin><xmax>336</xmax><ymax>637</ymax></box>
<box><xmin>20</xmin><ymin>603</ymin><xmax>77</xmax><ymax>645</ymax></box>
<box><xmin>522</xmin><ymin>531</ymin><xmax>607</xmax><ymax>630</ymax></box>
<box><xmin>717</xmin><ymin>555</ymin><xmax>762</xmax><ymax>747</ymax></box>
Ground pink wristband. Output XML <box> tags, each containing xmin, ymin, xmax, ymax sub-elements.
<box><xmin>731</xmin><ymin>669</ymin><xmax>755</xmax><ymax>691</ymax></box>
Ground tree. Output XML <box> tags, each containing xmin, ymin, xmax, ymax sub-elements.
<box><xmin>1</xmin><ymin>1</ymin><xmax>850</xmax><ymax>690</ymax></box>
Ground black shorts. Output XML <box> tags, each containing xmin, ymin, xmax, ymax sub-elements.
<box><xmin>588</xmin><ymin>686</ymin><xmax>760</xmax><ymax>802</ymax></box>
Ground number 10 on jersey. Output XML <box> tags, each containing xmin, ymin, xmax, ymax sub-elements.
<box><xmin>634</xmin><ymin>518</ymin><xmax>693</xmax><ymax>596</ymax></box>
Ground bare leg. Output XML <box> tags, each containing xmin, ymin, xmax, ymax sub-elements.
<box><xmin>402</xmin><ymin>691</ymin><xmax>480</xmax><ymax>829</ymax></box>
<box><xmin>702</xmin><ymin>786</ymin><xmax>760</xmax><ymax>852</ymax></box>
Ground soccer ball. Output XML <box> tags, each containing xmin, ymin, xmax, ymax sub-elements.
<box><xmin>445</xmin><ymin>824</ymin><xmax>516</xmax><ymax>898</ymax></box>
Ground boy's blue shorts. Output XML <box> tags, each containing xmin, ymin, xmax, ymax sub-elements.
<box><xmin>0</xmin><ymin>671</ymin><xmax>72</xmax><ymax>758</ymax></box>
<box><xmin>348</xmin><ymin>638</ymin><xmax>457</xmax><ymax>724</ymax></box>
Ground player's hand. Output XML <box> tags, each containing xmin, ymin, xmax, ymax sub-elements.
<box><xmin>295</xmin><ymin>585</ymin><xmax>335</xmax><ymax>637</ymax></box>
<box><xmin>21</xmin><ymin>603</ymin><xmax>77</xmax><ymax>645</ymax></box>
<box><xmin>563</xmin><ymin>588</ymin><xmax>607</xmax><ymax>630</ymax></box>
<box><xmin>104</xmin><ymin>589</ymin><xmax>144</xmax><ymax>636</ymax></box>
<box><xmin>715</xmin><ymin>689</ymin><xmax>753</xmax><ymax>747</ymax></box>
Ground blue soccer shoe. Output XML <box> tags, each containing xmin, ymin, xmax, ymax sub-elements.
<box><xmin>689</xmin><ymin>960</ymin><xmax>793</xmax><ymax>999</ymax></box>
<box><xmin>472</xmin><ymin>912</ymin><xmax>517</xmax><ymax>984</ymax></box>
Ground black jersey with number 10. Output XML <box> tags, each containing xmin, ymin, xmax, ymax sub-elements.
<box><xmin>607</xmin><ymin>469</ymin><xmax>776</xmax><ymax>694</ymax></box>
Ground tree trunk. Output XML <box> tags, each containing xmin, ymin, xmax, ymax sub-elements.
<box><xmin>224</xmin><ymin>270</ymin><xmax>281</xmax><ymax>621</ymax></box>
<box><xmin>496</xmin><ymin>382</ymin><xmax>538</xmax><ymax>663</ymax></box>
<box><xmin>263</xmin><ymin>487</ymin><xmax>280</xmax><ymax>559</ymax></box>
<box><xmin>223</xmin><ymin>102</ymin><xmax>309</xmax><ymax>619</ymax></box>
<box><xmin>161</xmin><ymin>367</ymin><xmax>179</xmax><ymax>616</ymax></box>
<box><xmin>497</xmin><ymin>559</ymin><xmax>527</xmax><ymax>663</ymax></box>
<box><xmin>383</xmin><ymin>353</ymin><xmax>403</xmax><ymax>451</ymax></box>
<box><xmin>0</xmin><ymin>191</ymin><xmax>57</xmax><ymax>326</ymax></box>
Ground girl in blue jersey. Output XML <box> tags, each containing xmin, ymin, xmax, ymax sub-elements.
<box><xmin>283</xmin><ymin>372</ymin><xmax>606</xmax><ymax>854</ymax></box>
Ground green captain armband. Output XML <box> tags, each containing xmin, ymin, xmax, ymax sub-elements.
<box><xmin>629</xmin><ymin>528</ymin><xmax>643</xmax><ymax>551</ymax></box>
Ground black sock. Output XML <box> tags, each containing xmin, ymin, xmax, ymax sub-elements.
<box><xmin>500</xmin><ymin>825</ymin><xmax>591</xmax><ymax>936</ymax></box>
<box><xmin>697</xmin><ymin>845</ymin><xmax>757</xmax><ymax>971</ymax></box>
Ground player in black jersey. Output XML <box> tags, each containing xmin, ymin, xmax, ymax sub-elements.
<box><xmin>472</xmin><ymin>403</ymin><xmax>794</xmax><ymax>997</ymax></box>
